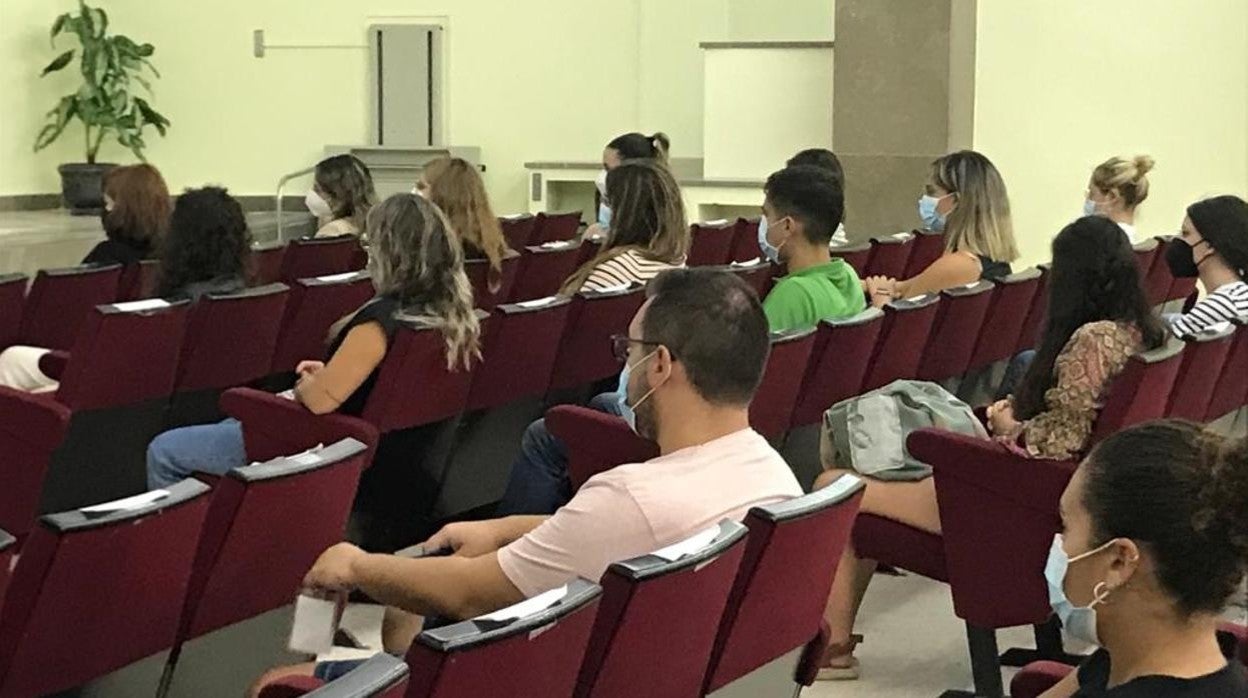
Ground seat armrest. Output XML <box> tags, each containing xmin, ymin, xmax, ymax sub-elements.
<box><xmin>0</xmin><ymin>385</ymin><xmax>71</xmax><ymax>438</ymax></box>
<box><xmin>1009</xmin><ymin>661</ymin><xmax>1073</xmax><ymax>698</ymax></box>
<box><xmin>37</xmin><ymin>350</ymin><xmax>70</xmax><ymax>381</ymax></box>
<box><xmin>908</xmin><ymin>429</ymin><xmax>1074</xmax><ymax>512</ymax></box>
<box><xmin>545</xmin><ymin>405</ymin><xmax>658</xmax><ymax>490</ymax></box>
<box><xmin>257</xmin><ymin>676</ymin><xmax>326</xmax><ymax>698</ymax></box>
<box><xmin>220</xmin><ymin>387</ymin><xmax>379</xmax><ymax>465</ymax></box>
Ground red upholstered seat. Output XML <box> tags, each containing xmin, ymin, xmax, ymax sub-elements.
<box><xmin>546</xmin><ymin>404</ymin><xmax>658</xmax><ymax>491</ymax></box>
<box><xmin>249</xmin><ymin>240</ymin><xmax>288</xmax><ymax>286</ymax></box>
<box><xmin>790</xmin><ymin>308</ymin><xmax>885</xmax><ymax>428</ymax></box>
<box><xmin>17</xmin><ymin>264</ymin><xmax>122</xmax><ymax>351</ymax></box>
<box><xmin>830</xmin><ymin>241</ymin><xmax>872</xmax><ymax>277</ymax></box>
<box><xmin>1132</xmin><ymin>237</ymin><xmax>1160</xmax><ymax>286</ymax></box>
<box><xmin>280</xmin><ymin>236</ymin><xmax>364</xmax><ymax>281</ymax></box>
<box><xmin>0</xmin><ymin>529</ymin><xmax>13</xmax><ymax>610</ymax></box>
<box><xmin>261</xmin><ymin>654</ymin><xmax>411</xmax><ymax>698</ymax></box>
<box><xmin>548</xmin><ymin>285</ymin><xmax>647</xmax><ymax>392</ymax></box>
<box><xmin>1167</xmin><ymin>323</ymin><xmax>1236</xmax><ymax>421</ymax></box>
<box><xmin>464</xmin><ymin>250</ymin><xmax>521</xmax><ymax>311</ymax></box>
<box><xmin>728</xmin><ymin>218</ymin><xmax>763</xmax><ymax>264</ymax></box>
<box><xmin>0</xmin><ymin>390</ymin><xmax>68</xmax><ymax>542</ymax></box>
<box><xmin>220</xmin><ymin>387</ymin><xmax>379</xmax><ymax>464</ymax></box>
<box><xmin>1206</xmin><ymin>320</ymin><xmax>1248</xmax><ymax>421</ymax></box>
<box><xmin>500</xmin><ymin>215</ymin><xmax>539</xmax><ymax>250</ymax></box>
<box><xmin>1015</xmin><ymin>264</ymin><xmax>1050</xmax><ymax>354</ymax></box>
<box><xmin>467</xmin><ymin>298</ymin><xmax>574</xmax><ymax>412</ymax></box>
<box><xmin>1144</xmin><ymin>236</ymin><xmax>1185</xmax><ymax>306</ymax></box>
<box><xmin>749</xmin><ymin>328</ymin><xmax>817</xmax><ymax>440</ymax></box>
<box><xmin>852</xmin><ymin>514</ymin><xmax>948</xmax><ymax>582</ymax></box>
<box><xmin>902</xmin><ymin>229</ymin><xmax>945</xmax><ymax>279</ymax></box>
<box><xmin>966</xmin><ymin>268</ymin><xmax>1043</xmax><ymax>372</ymax></box>
<box><xmin>702</xmin><ymin>476</ymin><xmax>866</xmax><ymax>694</ymax></box>
<box><xmin>1090</xmin><ymin>339</ymin><xmax>1185</xmax><ymax>443</ymax></box>
<box><xmin>862</xmin><ymin>294</ymin><xmax>941</xmax><ymax>392</ymax></box>
<box><xmin>575</xmin><ymin>521</ymin><xmax>749</xmax><ymax>698</ymax></box>
<box><xmin>917</xmin><ymin>281</ymin><xmax>995</xmax><ymax>382</ymax></box>
<box><xmin>687</xmin><ymin>221</ymin><xmax>737</xmax><ymax>267</ymax></box>
<box><xmin>117</xmin><ymin>259</ymin><xmax>161</xmax><ymax>301</ymax></box>
<box><xmin>509</xmin><ymin>242</ymin><xmax>584</xmax><ymax>302</ymax></box>
<box><xmin>864</xmin><ymin>233</ymin><xmax>915</xmax><ymax>279</ymax></box>
<box><xmin>0</xmin><ymin>273</ymin><xmax>26</xmax><ymax>351</ymax></box>
<box><xmin>272</xmin><ymin>272</ymin><xmax>376</xmax><ymax>373</ymax></box>
<box><xmin>530</xmin><ymin>211</ymin><xmax>583</xmax><ymax>245</ymax></box>
<box><xmin>0</xmin><ymin>479</ymin><xmax>212</xmax><ymax>697</ymax></box>
<box><xmin>719</xmin><ymin>259</ymin><xmax>774</xmax><ymax>300</ymax></box>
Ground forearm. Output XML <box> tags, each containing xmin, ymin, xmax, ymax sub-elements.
<box><xmin>349</xmin><ymin>553</ymin><xmax>519</xmax><ymax>620</ymax></box>
<box><xmin>494</xmin><ymin>515</ymin><xmax>549</xmax><ymax>547</ymax></box>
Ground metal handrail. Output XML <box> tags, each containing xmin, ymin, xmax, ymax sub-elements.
<box><xmin>275</xmin><ymin>165</ymin><xmax>317</xmax><ymax>242</ymax></box>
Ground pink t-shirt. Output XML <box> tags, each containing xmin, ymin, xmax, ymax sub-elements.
<box><xmin>496</xmin><ymin>428</ymin><xmax>802</xmax><ymax>597</ymax></box>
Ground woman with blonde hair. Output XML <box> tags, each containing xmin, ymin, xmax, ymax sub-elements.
<box><xmin>417</xmin><ymin>157</ymin><xmax>511</xmax><ymax>291</ymax></box>
<box><xmin>305</xmin><ymin>154</ymin><xmax>378</xmax><ymax>239</ymax></box>
<box><xmin>865</xmin><ymin>150</ymin><xmax>1019</xmax><ymax>307</ymax></box>
<box><xmin>1084</xmin><ymin>155</ymin><xmax>1154</xmax><ymax>242</ymax></box>
<box><xmin>560</xmin><ymin>158</ymin><xmax>689</xmax><ymax>295</ymax></box>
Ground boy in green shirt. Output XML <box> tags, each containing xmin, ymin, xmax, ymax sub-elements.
<box><xmin>759</xmin><ymin>165</ymin><xmax>866</xmax><ymax>331</ymax></box>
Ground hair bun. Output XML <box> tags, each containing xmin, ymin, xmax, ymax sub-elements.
<box><xmin>1132</xmin><ymin>155</ymin><xmax>1155</xmax><ymax>178</ymax></box>
<box><xmin>1195</xmin><ymin>433</ymin><xmax>1248</xmax><ymax>558</ymax></box>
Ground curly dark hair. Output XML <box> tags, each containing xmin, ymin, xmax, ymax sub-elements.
<box><xmin>1013</xmin><ymin>215</ymin><xmax>1165</xmax><ymax>419</ymax></box>
<box><xmin>157</xmin><ymin>187</ymin><xmax>252</xmax><ymax>297</ymax></box>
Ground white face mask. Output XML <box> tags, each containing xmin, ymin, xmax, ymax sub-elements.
<box><xmin>305</xmin><ymin>190</ymin><xmax>333</xmax><ymax>220</ymax></box>
<box><xmin>1044</xmin><ymin>534</ymin><xmax>1117</xmax><ymax>645</ymax></box>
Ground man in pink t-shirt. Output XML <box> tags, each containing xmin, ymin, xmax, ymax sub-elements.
<box><xmin>252</xmin><ymin>268</ymin><xmax>801</xmax><ymax>692</ymax></box>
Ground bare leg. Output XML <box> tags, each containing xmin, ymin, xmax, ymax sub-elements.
<box><xmin>824</xmin><ymin>541</ymin><xmax>878</xmax><ymax>666</ymax></box>
<box><xmin>248</xmin><ymin>662</ymin><xmax>316</xmax><ymax>698</ymax></box>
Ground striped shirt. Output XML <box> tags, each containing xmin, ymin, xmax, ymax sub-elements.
<box><xmin>580</xmin><ymin>249</ymin><xmax>683</xmax><ymax>293</ymax></box>
<box><xmin>1169</xmin><ymin>280</ymin><xmax>1248</xmax><ymax>337</ymax></box>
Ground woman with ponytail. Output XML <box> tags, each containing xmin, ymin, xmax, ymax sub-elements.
<box><xmin>586</xmin><ymin>131</ymin><xmax>672</xmax><ymax>239</ymax></box>
<box><xmin>1083</xmin><ymin>155</ymin><xmax>1155</xmax><ymax>243</ymax></box>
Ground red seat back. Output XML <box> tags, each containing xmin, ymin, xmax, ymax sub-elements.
<box><xmin>500</xmin><ymin>215</ymin><xmax>539</xmax><ymax>250</ymax></box>
<box><xmin>576</xmin><ymin>522</ymin><xmax>749</xmax><ymax>698</ymax></box>
<box><xmin>1132</xmin><ymin>238</ymin><xmax>1160</xmax><ymax>286</ymax></box>
<box><xmin>465</xmin><ymin>250</ymin><xmax>521</xmax><ymax>311</ymax></box>
<box><xmin>222</xmin><ymin>387</ymin><xmax>380</xmax><ymax>466</ymax></box>
<box><xmin>917</xmin><ymin>281</ymin><xmax>995</xmax><ymax>382</ymax></box>
<box><xmin>175</xmin><ymin>284</ymin><xmax>290</xmax><ymax>393</ymax></box>
<box><xmin>687</xmin><ymin>222</ymin><xmax>736</xmax><ymax>267</ymax></box>
<box><xmin>116</xmin><ymin>260</ymin><xmax>161</xmax><ymax>301</ymax></box>
<box><xmin>728</xmin><ymin>218</ymin><xmax>762</xmax><ymax>264</ymax></box>
<box><xmin>703</xmin><ymin>476</ymin><xmax>866</xmax><ymax>693</ymax></box>
<box><xmin>902</xmin><ymin>229</ymin><xmax>945</xmax><ymax>279</ymax></box>
<box><xmin>1167</xmin><ymin>324</ymin><xmax>1237</xmax><ymax>421</ymax></box>
<box><xmin>864</xmin><ymin>234</ymin><xmax>914</xmax><ymax>278</ymax></box>
<box><xmin>280</xmin><ymin>236</ymin><xmax>363</xmax><ymax>281</ymax></box>
<box><xmin>749</xmin><ymin>329</ymin><xmax>816</xmax><ymax>440</ymax></box>
<box><xmin>1206</xmin><ymin>321</ymin><xmax>1248</xmax><ymax>421</ymax></box>
<box><xmin>403</xmin><ymin>579</ymin><xmax>602</xmax><ymax>698</ymax></box>
<box><xmin>0</xmin><ymin>480</ymin><xmax>212</xmax><ymax>697</ymax></box>
<box><xmin>0</xmin><ymin>273</ymin><xmax>26</xmax><ymax>350</ymax></box>
<box><xmin>1167</xmin><ymin>274</ymin><xmax>1199</xmax><ymax>306</ymax></box>
<box><xmin>0</xmin><ymin>530</ymin><xmax>13</xmax><ymax>610</ymax></box>
<box><xmin>1143</xmin><ymin>237</ymin><xmax>1181</xmax><ymax>306</ymax></box>
<box><xmin>1015</xmin><ymin>265</ymin><xmax>1050</xmax><ymax>353</ymax></box>
<box><xmin>548</xmin><ymin>286</ymin><xmax>647</xmax><ymax>391</ymax></box>
<box><xmin>531</xmin><ymin>211</ymin><xmax>583</xmax><ymax>245</ymax></box>
<box><xmin>790</xmin><ymin>309</ymin><xmax>886</xmax><ymax>427</ymax></box>
<box><xmin>1091</xmin><ymin>339</ymin><xmax>1185</xmax><ymax>443</ymax></box>
<box><xmin>829</xmin><ymin>241</ymin><xmax>872</xmax><ymax>277</ymax></box>
<box><xmin>510</xmin><ymin>243</ymin><xmax>584</xmax><ymax>302</ymax></box>
<box><xmin>179</xmin><ymin>439</ymin><xmax>370</xmax><ymax>641</ymax></box>
<box><xmin>272</xmin><ymin>273</ymin><xmax>376</xmax><ymax>373</ymax></box>
<box><xmin>250</xmin><ymin>241</ymin><xmax>288</xmax><ymax>286</ymax></box>
<box><xmin>966</xmin><ymin>268</ymin><xmax>1042</xmax><ymax>370</ymax></box>
<box><xmin>18</xmin><ymin>264</ymin><xmax>122</xmax><ymax>351</ymax></box>
<box><xmin>361</xmin><ymin>315</ymin><xmax>484</xmax><ymax>433</ymax></box>
<box><xmin>546</xmin><ymin>405</ymin><xmax>658</xmax><ymax>491</ymax></box>
<box><xmin>721</xmin><ymin>260</ymin><xmax>775</xmax><ymax>300</ymax></box>
<box><xmin>467</xmin><ymin>298</ymin><xmax>574</xmax><ymax>412</ymax></box>
<box><xmin>57</xmin><ymin>300</ymin><xmax>191</xmax><ymax>411</ymax></box>
<box><xmin>0</xmin><ymin>389</ymin><xmax>70</xmax><ymax>542</ymax></box>
<box><xmin>862</xmin><ymin>295</ymin><xmax>941</xmax><ymax>392</ymax></box>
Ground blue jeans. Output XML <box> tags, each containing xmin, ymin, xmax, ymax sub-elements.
<box><xmin>496</xmin><ymin>393</ymin><xmax>624</xmax><ymax>515</ymax></box>
<box><xmin>996</xmin><ymin>350</ymin><xmax>1037</xmax><ymax>400</ymax></box>
<box><xmin>146</xmin><ymin>418</ymin><xmax>247</xmax><ymax>490</ymax></box>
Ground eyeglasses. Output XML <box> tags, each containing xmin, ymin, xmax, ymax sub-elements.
<box><xmin>609</xmin><ymin>334</ymin><xmax>668</xmax><ymax>363</ymax></box>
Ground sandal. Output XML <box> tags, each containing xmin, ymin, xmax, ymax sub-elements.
<box><xmin>816</xmin><ymin>633</ymin><xmax>863</xmax><ymax>681</ymax></box>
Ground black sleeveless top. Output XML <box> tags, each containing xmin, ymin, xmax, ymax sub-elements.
<box><xmin>1075</xmin><ymin>646</ymin><xmax>1247</xmax><ymax>696</ymax></box>
<box><xmin>977</xmin><ymin>255</ymin><xmax>1012</xmax><ymax>281</ymax></box>
<box><xmin>325</xmin><ymin>295</ymin><xmax>403</xmax><ymax>417</ymax></box>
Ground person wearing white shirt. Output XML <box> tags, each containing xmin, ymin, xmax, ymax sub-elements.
<box><xmin>1165</xmin><ymin>195</ymin><xmax>1248</xmax><ymax>337</ymax></box>
<box><xmin>1083</xmin><ymin>155</ymin><xmax>1154</xmax><ymax>243</ymax></box>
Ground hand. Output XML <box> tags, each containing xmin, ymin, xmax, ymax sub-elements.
<box><xmin>303</xmin><ymin>542</ymin><xmax>367</xmax><ymax>593</ymax></box>
<box><xmin>583</xmin><ymin>222</ymin><xmax>607</xmax><ymax>242</ymax></box>
<box><xmin>296</xmin><ymin>360</ymin><xmax>325</xmax><ymax>377</ymax></box>
<box><xmin>422</xmin><ymin>520</ymin><xmax>505</xmax><ymax>558</ymax></box>
<box><xmin>864</xmin><ymin>276</ymin><xmax>896</xmax><ymax>308</ymax></box>
<box><xmin>988</xmin><ymin>399</ymin><xmax>1020</xmax><ymax>436</ymax></box>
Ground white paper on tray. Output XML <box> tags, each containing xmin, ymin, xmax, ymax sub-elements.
<box><xmin>113</xmin><ymin>298</ymin><xmax>171</xmax><ymax>313</ymax></box>
<box><xmin>475</xmin><ymin>585</ymin><xmax>568</xmax><ymax>622</ymax></box>
<box><xmin>731</xmin><ymin>258</ymin><xmax>764</xmax><ymax>268</ymax></box>
<box><xmin>80</xmin><ymin>489</ymin><xmax>169</xmax><ymax>513</ymax></box>
<box><xmin>517</xmin><ymin>296</ymin><xmax>558</xmax><ymax>309</ymax></box>
<box><xmin>651</xmin><ymin>526</ymin><xmax>719</xmax><ymax>562</ymax></box>
<box><xmin>541</xmin><ymin>240</ymin><xmax>574</xmax><ymax>249</ymax></box>
<box><xmin>316</xmin><ymin>271</ymin><xmax>359</xmax><ymax>283</ymax></box>
<box><xmin>289</xmin><ymin>594</ymin><xmax>340</xmax><ymax>655</ymax></box>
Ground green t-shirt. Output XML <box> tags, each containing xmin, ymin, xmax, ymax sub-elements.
<box><xmin>763</xmin><ymin>259</ymin><xmax>866</xmax><ymax>332</ymax></box>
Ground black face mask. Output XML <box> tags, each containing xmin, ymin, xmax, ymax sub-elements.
<box><xmin>1165</xmin><ymin>238</ymin><xmax>1204</xmax><ymax>278</ymax></box>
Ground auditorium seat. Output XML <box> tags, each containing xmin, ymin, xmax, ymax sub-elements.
<box><xmin>272</xmin><ymin>272</ymin><xmax>375</xmax><ymax>374</ymax></box>
<box><xmin>575</xmin><ymin>521</ymin><xmax>749</xmax><ymax>698</ymax></box>
<box><xmin>789</xmin><ymin>308</ymin><xmax>886</xmax><ymax>428</ymax></box>
<box><xmin>829</xmin><ymin>241</ymin><xmax>872</xmax><ymax>276</ymax></box>
<box><xmin>465</xmin><ymin>249</ymin><xmax>521</xmax><ymax>311</ymax></box>
<box><xmin>166</xmin><ymin>283</ymin><xmax>290</xmax><ymax>428</ymax></box>
<box><xmin>577</xmin><ymin>235</ymin><xmax>604</xmax><ymax>267</ymax></box>
<box><xmin>1015</xmin><ymin>264</ymin><xmax>1050</xmax><ymax>354</ymax></box>
<box><xmin>1205</xmin><ymin>320</ymin><xmax>1248</xmax><ymax>421</ymax></box>
<box><xmin>862</xmin><ymin>294</ymin><xmax>941</xmax><ymax>392</ymax></box>
<box><xmin>0</xmin><ymin>273</ymin><xmax>26</xmax><ymax>359</ymax></box>
<box><xmin>1143</xmin><ymin>236</ymin><xmax>1182</xmax><ymax>306</ymax></box>
<box><xmin>280</xmin><ymin>236</ymin><xmax>364</xmax><ymax>282</ymax></box>
<box><xmin>749</xmin><ymin>328</ymin><xmax>817</xmax><ymax>441</ymax></box>
<box><xmin>916</xmin><ymin>281</ymin><xmax>995</xmax><ymax>383</ymax></box>
<box><xmin>965</xmin><ymin>268</ymin><xmax>1043</xmax><ymax>374</ymax></box>
<box><xmin>702</xmin><ymin>475</ymin><xmax>866</xmax><ymax>696</ymax></box>
<box><xmin>30</xmin><ymin>299</ymin><xmax>191</xmax><ymax>513</ymax></box>
<box><xmin>1131</xmin><ymin>237</ymin><xmax>1160</xmax><ymax>281</ymax></box>
<box><xmin>687</xmin><ymin>221</ymin><xmax>737</xmax><ymax>267</ymax></box>
<box><xmin>719</xmin><ymin>259</ymin><xmax>773</xmax><ymax>300</ymax></box>
<box><xmin>548</xmin><ymin>285</ymin><xmax>647</xmax><ymax>392</ymax></box>
<box><xmin>500</xmin><ymin>214</ymin><xmax>539</xmax><ymax>250</ymax></box>
<box><xmin>902</xmin><ymin>229</ymin><xmax>945</xmax><ymax>279</ymax></box>
<box><xmin>546</xmin><ymin>405</ymin><xmax>658</xmax><ymax>492</ymax></box>
<box><xmin>117</xmin><ymin>259</ymin><xmax>162</xmax><ymax>301</ymax></box>
<box><xmin>864</xmin><ymin>233</ymin><xmax>915</xmax><ymax>279</ymax></box>
<box><xmin>509</xmin><ymin>242</ymin><xmax>584</xmax><ymax>302</ymax></box>
<box><xmin>0</xmin><ymin>479</ymin><xmax>212</xmax><ymax>698</ymax></box>
<box><xmin>260</xmin><ymin>654</ymin><xmax>411</xmax><ymax>698</ymax></box>
<box><xmin>727</xmin><ymin>218</ymin><xmax>762</xmax><ymax>264</ymax></box>
<box><xmin>0</xmin><ymin>528</ymin><xmax>12</xmax><ymax>608</ymax></box>
<box><xmin>531</xmin><ymin>211</ymin><xmax>583</xmax><ymax>245</ymax></box>
<box><xmin>0</xmin><ymin>385</ymin><xmax>69</xmax><ymax>542</ymax></box>
<box><xmin>250</xmin><ymin>240</ymin><xmax>288</xmax><ymax>286</ymax></box>
<box><xmin>15</xmin><ymin>263</ymin><xmax>122</xmax><ymax>351</ymax></box>
<box><xmin>1166</xmin><ymin>322</ymin><xmax>1236</xmax><ymax>421</ymax></box>
<box><xmin>467</xmin><ymin>297</ymin><xmax>574</xmax><ymax>412</ymax></box>
<box><xmin>1090</xmin><ymin>338</ymin><xmax>1185</xmax><ymax>442</ymax></box>
<box><xmin>158</xmin><ymin>438</ymin><xmax>372</xmax><ymax>697</ymax></box>
<box><xmin>220</xmin><ymin>387</ymin><xmax>380</xmax><ymax>465</ymax></box>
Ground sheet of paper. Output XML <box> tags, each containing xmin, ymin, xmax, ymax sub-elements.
<box><xmin>702</xmin><ymin>219</ymin><xmax>730</xmax><ymax>226</ymax></box>
<box><xmin>650</xmin><ymin>526</ymin><xmax>720</xmax><ymax>562</ymax></box>
<box><xmin>80</xmin><ymin>489</ymin><xmax>169</xmax><ymax>513</ymax></box>
<box><xmin>289</xmin><ymin>594</ymin><xmax>340</xmax><ymax>655</ymax></box>
<box><xmin>541</xmin><ymin>240</ymin><xmax>575</xmax><ymax>249</ymax></box>
<box><xmin>731</xmin><ymin>258</ymin><xmax>763</xmax><ymax>268</ymax></box>
<box><xmin>316</xmin><ymin>271</ymin><xmax>359</xmax><ymax>283</ymax></box>
<box><xmin>475</xmin><ymin>585</ymin><xmax>568</xmax><ymax>622</ymax></box>
<box><xmin>112</xmin><ymin>298</ymin><xmax>171</xmax><ymax>313</ymax></box>
<box><xmin>516</xmin><ymin>296</ymin><xmax>557</xmax><ymax>309</ymax></box>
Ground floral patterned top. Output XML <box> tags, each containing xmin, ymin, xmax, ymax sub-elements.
<box><xmin>1011</xmin><ymin>320</ymin><xmax>1144</xmax><ymax>460</ymax></box>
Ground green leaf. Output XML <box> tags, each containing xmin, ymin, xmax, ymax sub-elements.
<box><xmin>135</xmin><ymin>43</ymin><xmax>154</xmax><ymax>57</ymax></box>
<box><xmin>141</xmin><ymin>59</ymin><xmax>161</xmax><ymax>78</ymax></box>
<box><xmin>80</xmin><ymin>1</ymin><xmax>94</xmax><ymax>39</ymax></box>
<box><xmin>33</xmin><ymin>96</ymin><xmax>78</xmax><ymax>151</ymax></box>
<box><xmin>40</xmin><ymin>50</ymin><xmax>75</xmax><ymax>76</ymax></box>
<box><xmin>50</xmin><ymin>13</ymin><xmax>70</xmax><ymax>44</ymax></box>
<box><xmin>90</xmin><ymin>6</ymin><xmax>108</xmax><ymax>38</ymax></box>
<box><xmin>134</xmin><ymin>74</ymin><xmax>152</xmax><ymax>93</ymax></box>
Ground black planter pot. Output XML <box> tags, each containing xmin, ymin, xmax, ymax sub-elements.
<box><xmin>57</xmin><ymin>162</ymin><xmax>117</xmax><ymax>215</ymax></box>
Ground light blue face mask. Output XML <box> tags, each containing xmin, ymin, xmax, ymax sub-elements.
<box><xmin>757</xmin><ymin>215</ymin><xmax>785</xmax><ymax>264</ymax></box>
<box><xmin>598</xmin><ymin>203</ymin><xmax>613</xmax><ymax>229</ymax></box>
<box><xmin>918</xmin><ymin>194</ymin><xmax>948</xmax><ymax>232</ymax></box>
<box><xmin>1044</xmin><ymin>534</ymin><xmax>1116</xmax><ymax>646</ymax></box>
<box><xmin>615</xmin><ymin>351</ymin><xmax>658</xmax><ymax>434</ymax></box>
<box><xmin>1082</xmin><ymin>198</ymin><xmax>1099</xmax><ymax>217</ymax></box>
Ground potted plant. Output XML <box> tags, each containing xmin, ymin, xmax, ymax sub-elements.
<box><xmin>34</xmin><ymin>0</ymin><xmax>171</xmax><ymax>214</ymax></box>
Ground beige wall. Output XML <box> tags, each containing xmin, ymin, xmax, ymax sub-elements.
<box><xmin>725</xmin><ymin>0</ymin><xmax>834</xmax><ymax>41</ymax></box>
<box><xmin>974</xmin><ymin>0</ymin><xmax>1248</xmax><ymax>266</ymax></box>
